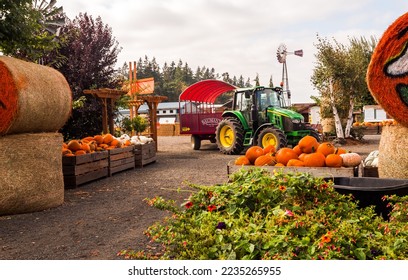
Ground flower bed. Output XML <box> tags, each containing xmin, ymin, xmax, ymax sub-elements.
<box><xmin>119</xmin><ymin>168</ymin><xmax>408</xmax><ymax>260</ymax></box>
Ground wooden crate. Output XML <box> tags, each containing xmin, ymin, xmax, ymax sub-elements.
<box><xmin>108</xmin><ymin>146</ymin><xmax>135</xmax><ymax>176</ymax></box>
<box><xmin>363</xmin><ymin>166</ymin><xmax>379</xmax><ymax>177</ymax></box>
<box><xmin>62</xmin><ymin>151</ymin><xmax>109</xmax><ymax>188</ymax></box>
<box><xmin>227</xmin><ymin>162</ymin><xmax>358</xmax><ymax>178</ymax></box>
<box><xmin>134</xmin><ymin>142</ymin><xmax>156</xmax><ymax>167</ymax></box>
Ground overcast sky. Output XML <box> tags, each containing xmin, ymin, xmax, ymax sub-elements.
<box><xmin>58</xmin><ymin>0</ymin><xmax>408</xmax><ymax>103</ymax></box>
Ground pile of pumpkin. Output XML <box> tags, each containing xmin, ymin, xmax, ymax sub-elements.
<box><xmin>234</xmin><ymin>135</ymin><xmax>362</xmax><ymax>168</ymax></box>
<box><xmin>352</xmin><ymin>119</ymin><xmax>397</xmax><ymax>127</ymax></box>
<box><xmin>62</xmin><ymin>133</ymin><xmax>131</xmax><ymax>157</ymax></box>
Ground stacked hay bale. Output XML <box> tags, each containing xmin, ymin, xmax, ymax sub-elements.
<box><xmin>0</xmin><ymin>56</ymin><xmax>72</xmax><ymax>215</ymax></box>
<box><xmin>367</xmin><ymin>13</ymin><xmax>408</xmax><ymax>179</ymax></box>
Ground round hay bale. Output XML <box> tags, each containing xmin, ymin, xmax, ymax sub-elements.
<box><xmin>378</xmin><ymin>124</ymin><xmax>408</xmax><ymax>179</ymax></box>
<box><xmin>366</xmin><ymin>12</ymin><xmax>408</xmax><ymax>128</ymax></box>
<box><xmin>0</xmin><ymin>56</ymin><xmax>72</xmax><ymax>135</ymax></box>
<box><xmin>0</xmin><ymin>133</ymin><xmax>64</xmax><ymax>215</ymax></box>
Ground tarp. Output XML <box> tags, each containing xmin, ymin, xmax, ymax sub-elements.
<box><xmin>179</xmin><ymin>79</ymin><xmax>237</xmax><ymax>104</ymax></box>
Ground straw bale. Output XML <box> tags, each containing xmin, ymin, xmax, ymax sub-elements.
<box><xmin>0</xmin><ymin>133</ymin><xmax>64</xmax><ymax>215</ymax></box>
<box><xmin>366</xmin><ymin>12</ymin><xmax>408</xmax><ymax>128</ymax></box>
<box><xmin>0</xmin><ymin>56</ymin><xmax>72</xmax><ymax>135</ymax></box>
<box><xmin>378</xmin><ymin>124</ymin><xmax>408</xmax><ymax>179</ymax></box>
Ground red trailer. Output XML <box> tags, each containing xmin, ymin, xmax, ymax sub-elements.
<box><xmin>179</xmin><ymin>80</ymin><xmax>236</xmax><ymax>150</ymax></box>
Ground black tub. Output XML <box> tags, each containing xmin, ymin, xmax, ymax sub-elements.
<box><xmin>328</xmin><ymin>177</ymin><xmax>408</xmax><ymax>219</ymax></box>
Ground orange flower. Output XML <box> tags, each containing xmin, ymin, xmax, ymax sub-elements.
<box><xmin>321</xmin><ymin>231</ymin><xmax>333</xmax><ymax>243</ymax></box>
<box><xmin>207</xmin><ymin>205</ymin><xmax>217</xmax><ymax>212</ymax></box>
<box><xmin>279</xmin><ymin>185</ymin><xmax>286</xmax><ymax>191</ymax></box>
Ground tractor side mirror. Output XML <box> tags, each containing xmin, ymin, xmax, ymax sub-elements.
<box><xmin>244</xmin><ymin>91</ymin><xmax>251</xmax><ymax>99</ymax></box>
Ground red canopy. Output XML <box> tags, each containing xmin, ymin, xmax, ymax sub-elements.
<box><xmin>179</xmin><ymin>79</ymin><xmax>237</xmax><ymax>104</ymax></box>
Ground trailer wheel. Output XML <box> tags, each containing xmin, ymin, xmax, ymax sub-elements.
<box><xmin>257</xmin><ymin>127</ymin><xmax>287</xmax><ymax>150</ymax></box>
<box><xmin>191</xmin><ymin>135</ymin><xmax>201</xmax><ymax>150</ymax></box>
<box><xmin>215</xmin><ymin>118</ymin><xmax>245</xmax><ymax>155</ymax></box>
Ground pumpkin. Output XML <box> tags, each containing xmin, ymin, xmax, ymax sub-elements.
<box><xmin>103</xmin><ymin>133</ymin><xmax>114</xmax><ymax>144</ymax></box>
<box><xmin>74</xmin><ymin>150</ymin><xmax>87</xmax><ymax>156</ymax></box>
<box><xmin>292</xmin><ymin>145</ymin><xmax>302</xmax><ymax>156</ymax></box>
<box><xmin>245</xmin><ymin>146</ymin><xmax>264</xmax><ymax>164</ymax></box>
<box><xmin>235</xmin><ymin>156</ymin><xmax>251</xmax><ymax>165</ymax></box>
<box><xmin>254</xmin><ymin>154</ymin><xmax>276</xmax><ymax>166</ymax></box>
<box><xmin>335</xmin><ymin>147</ymin><xmax>347</xmax><ymax>155</ymax></box>
<box><xmin>67</xmin><ymin>140</ymin><xmax>82</xmax><ymax>151</ymax></box>
<box><xmin>110</xmin><ymin>139</ymin><xmax>122</xmax><ymax>148</ymax></box>
<box><xmin>263</xmin><ymin>144</ymin><xmax>276</xmax><ymax>155</ymax></box>
<box><xmin>94</xmin><ymin>135</ymin><xmax>104</xmax><ymax>144</ymax></box>
<box><xmin>62</xmin><ymin>148</ymin><xmax>72</xmax><ymax>156</ymax></box>
<box><xmin>340</xmin><ymin>152</ymin><xmax>362</xmax><ymax>167</ymax></box>
<box><xmin>275</xmin><ymin>163</ymin><xmax>285</xmax><ymax>167</ymax></box>
<box><xmin>82</xmin><ymin>136</ymin><xmax>94</xmax><ymax>143</ymax></box>
<box><xmin>316</xmin><ymin>142</ymin><xmax>335</xmax><ymax>156</ymax></box>
<box><xmin>298</xmin><ymin>135</ymin><xmax>319</xmax><ymax>153</ymax></box>
<box><xmin>325</xmin><ymin>154</ymin><xmax>343</xmax><ymax>167</ymax></box>
<box><xmin>80</xmin><ymin>142</ymin><xmax>91</xmax><ymax>153</ymax></box>
<box><xmin>303</xmin><ymin>152</ymin><xmax>326</xmax><ymax>167</ymax></box>
<box><xmin>286</xmin><ymin>159</ymin><xmax>305</xmax><ymax>167</ymax></box>
<box><xmin>275</xmin><ymin>148</ymin><xmax>298</xmax><ymax>166</ymax></box>
<box><xmin>298</xmin><ymin>153</ymin><xmax>308</xmax><ymax>162</ymax></box>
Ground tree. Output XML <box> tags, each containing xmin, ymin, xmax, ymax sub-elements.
<box><xmin>311</xmin><ymin>34</ymin><xmax>377</xmax><ymax>141</ymax></box>
<box><xmin>55</xmin><ymin>13</ymin><xmax>122</xmax><ymax>140</ymax></box>
<box><xmin>0</xmin><ymin>0</ymin><xmax>65</xmax><ymax>63</ymax></box>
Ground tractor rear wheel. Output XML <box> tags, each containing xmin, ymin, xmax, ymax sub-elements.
<box><xmin>215</xmin><ymin>118</ymin><xmax>245</xmax><ymax>155</ymax></box>
<box><xmin>257</xmin><ymin>127</ymin><xmax>287</xmax><ymax>150</ymax></box>
<box><xmin>307</xmin><ymin>129</ymin><xmax>321</xmax><ymax>143</ymax></box>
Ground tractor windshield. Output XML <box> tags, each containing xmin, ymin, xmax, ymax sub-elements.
<box><xmin>258</xmin><ymin>88</ymin><xmax>281</xmax><ymax>111</ymax></box>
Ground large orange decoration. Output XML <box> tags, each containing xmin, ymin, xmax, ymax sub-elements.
<box><xmin>367</xmin><ymin>12</ymin><xmax>408</xmax><ymax>128</ymax></box>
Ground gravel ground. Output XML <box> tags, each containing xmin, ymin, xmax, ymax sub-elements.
<box><xmin>0</xmin><ymin>135</ymin><xmax>380</xmax><ymax>260</ymax></box>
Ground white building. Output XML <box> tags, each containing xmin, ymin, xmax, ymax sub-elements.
<box><xmin>118</xmin><ymin>102</ymin><xmax>183</xmax><ymax>124</ymax></box>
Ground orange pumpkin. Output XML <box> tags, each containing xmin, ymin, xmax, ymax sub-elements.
<box><xmin>286</xmin><ymin>159</ymin><xmax>305</xmax><ymax>167</ymax></box>
<box><xmin>80</xmin><ymin>142</ymin><xmax>91</xmax><ymax>153</ymax></box>
<box><xmin>110</xmin><ymin>139</ymin><xmax>122</xmax><ymax>148</ymax></box>
<box><xmin>94</xmin><ymin>135</ymin><xmax>104</xmax><ymax>145</ymax></box>
<box><xmin>316</xmin><ymin>142</ymin><xmax>335</xmax><ymax>156</ymax></box>
<box><xmin>303</xmin><ymin>152</ymin><xmax>326</xmax><ymax>167</ymax></box>
<box><xmin>245</xmin><ymin>146</ymin><xmax>264</xmax><ymax>164</ymax></box>
<box><xmin>263</xmin><ymin>145</ymin><xmax>276</xmax><ymax>155</ymax></box>
<box><xmin>74</xmin><ymin>150</ymin><xmax>87</xmax><ymax>156</ymax></box>
<box><xmin>254</xmin><ymin>154</ymin><xmax>276</xmax><ymax>166</ymax></box>
<box><xmin>103</xmin><ymin>133</ymin><xmax>114</xmax><ymax>144</ymax></box>
<box><xmin>335</xmin><ymin>147</ymin><xmax>347</xmax><ymax>155</ymax></box>
<box><xmin>62</xmin><ymin>148</ymin><xmax>72</xmax><ymax>156</ymax></box>
<box><xmin>67</xmin><ymin>140</ymin><xmax>82</xmax><ymax>151</ymax></box>
<box><xmin>275</xmin><ymin>148</ymin><xmax>298</xmax><ymax>166</ymax></box>
<box><xmin>298</xmin><ymin>135</ymin><xmax>319</xmax><ymax>154</ymax></box>
<box><xmin>325</xmin><ymin>154</ymin><xmax>343</xmax><ymax>167</ymax></box>
<box><xmin>275</xmin><ymin>163</ymin><xmax>285</xmax><ymax>167</ymax></box>
<box><xmin>235</xmin><ymin>156</ymin><xmax>251</xmax><ymax>165</ymax></box>
<box><xmin>298</xmin><ymin>153</ymin><xmax>308</xmax><ymax>162</ymax></box>
<box><xmin>292</xmin><ymin>145</ymin><xmax>302</xmax><ymax>156</ymax></box>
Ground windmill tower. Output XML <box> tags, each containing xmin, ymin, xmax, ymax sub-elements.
<box><xmin>276</xmin><ymin>44</ymin><xmax>303</xmax><ymax>107</ymax></box>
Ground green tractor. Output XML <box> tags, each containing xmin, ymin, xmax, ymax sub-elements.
<box><xmin>215</xmin><ymin>85</ymin><xmax>320</xmax><ymax>154</ymax></box>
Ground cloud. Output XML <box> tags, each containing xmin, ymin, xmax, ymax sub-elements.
<box><xmin>58</xmin><ymin>0</ymin><xmax>408</xmax><ymax>103</ymax></box>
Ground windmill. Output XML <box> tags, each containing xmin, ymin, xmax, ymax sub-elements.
<box><xmin>276</xmin><ymin>44</ymin><xmax>303</xmax><ymax>107</ymax></box>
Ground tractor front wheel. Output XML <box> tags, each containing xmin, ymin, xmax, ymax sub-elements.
<box><xmin>215</xmin><ymin>118</ymin><xmax>245</xmax><ymax>155</ymax></box>
<box><xmin>257</xmin><ymin>127</ymin><xmax>287</xmax><ymax>151</ymax></box>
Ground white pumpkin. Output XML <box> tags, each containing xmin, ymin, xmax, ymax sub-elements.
<box><xmin>340</xmin><ymin>152</ymin><xmax>362</xmax><ymax>167</ymax></box>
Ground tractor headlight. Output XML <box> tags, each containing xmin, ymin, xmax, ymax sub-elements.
<box><xmin>292</xmin><ymin>119</ymin><xmax>301</xmax><ymax>124</ymax></box>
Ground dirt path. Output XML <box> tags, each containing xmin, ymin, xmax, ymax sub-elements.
<box><xmin>0</xmin><ymin>135</ymin><xmax>380</xmax><ymax>260</ymax></box>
